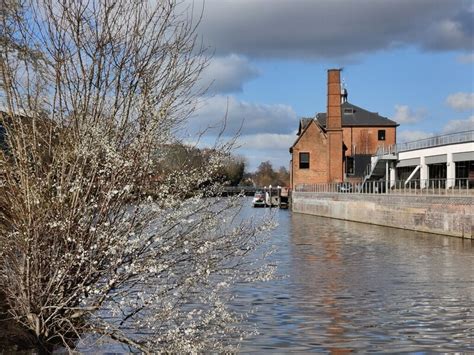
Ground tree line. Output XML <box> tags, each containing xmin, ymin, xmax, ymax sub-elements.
<box><xmin>242</xmin><ymin>161</ymin><xmax>290</xmax><ymax>188</ymax></box>
<box><xmin>159</xmin><ymin>145</ymin><xmax>290</xmax><ymax>188</ymax></box>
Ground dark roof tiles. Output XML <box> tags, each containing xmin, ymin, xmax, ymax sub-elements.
<box><xmin>315</xmin><ymin>102</ymin><xmax>398</xmax><ymax>128</ymax></box>
<box><xmin>297</xmin><ymin>118</ymin><xmax>313</xmax><ymax>135</ymax></box>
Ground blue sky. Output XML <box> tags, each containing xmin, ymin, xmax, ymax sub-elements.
<box><xmin>186</xmin><ymin>0</ymin><xmax>474</xmax><ymax>171</ymax></box>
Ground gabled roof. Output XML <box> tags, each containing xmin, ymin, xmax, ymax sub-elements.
<box><xmin>316</xmin><ymin>102</ymin><xmax>398</xmax><ymax>127</ymax></box>
<box><xmin>290</xmin><ymin>118</ymin><xmax>326</xmax><ymax>152</ymax></box>
<box><xmin>297</xmin><ymin>118</ymin><xmax>313</xmax><ymax>135</ymax></box>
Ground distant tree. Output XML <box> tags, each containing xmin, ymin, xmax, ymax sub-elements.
<box><xmin>254</xmin><ymin>161</ymin><xmax>277</xmax><ymax>187</ymax></box>
<box><xmin>221</xmin><ymin>155</ymin><xmax>246</xmax><ymax>186</ymax></box>
<box><xmin>251</xmin><ymin>162</ymin><xmax>290</xmax><ymax>187</ymax></box>
<box><xmin>157</xmin><ymin>145</ymin><xmax>245</xmax><ymax>187</ymax></box>
<box><xmin>157</xmin><ymin>143</ymin><xmax>206</xmax><ymax>174</ymax></box>
<box><xmin>276</xmin><ymin>166</ymin><xmax>290</xmax><ymax>187</ymax></box>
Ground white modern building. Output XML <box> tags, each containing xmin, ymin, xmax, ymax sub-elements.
<box><xmin>365</xmin><ymin>130</ymin><xmax>474</xmax><ymax>189</ymax></box>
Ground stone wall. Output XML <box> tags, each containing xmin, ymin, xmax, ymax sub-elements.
<box><xmin>292</xmin><ymin>192</ymin><xmax>474</xmax><ymax>238</ymax></box>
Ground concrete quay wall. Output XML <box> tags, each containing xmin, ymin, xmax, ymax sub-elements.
<box><xmin>292</xmin><ymin>193</ymin><xmax>474</xmax><ymax>238</ymax></box>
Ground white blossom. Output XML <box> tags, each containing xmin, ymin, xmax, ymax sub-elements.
<box><xmin>0</xmin><ymin>0</ymin><xmax>274</xmax><ymax>353</ymax></box>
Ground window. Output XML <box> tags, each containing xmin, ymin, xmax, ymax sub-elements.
<box><xmin>344</xmin><ymin>108</ymin><xmax>354</xmax><ymax>114</ymax></box>
<box><xmin>346</xmin><ymin>156</ymin><xmax>354</xmax><ymax>175</ymax></box>
<box><xmin>378</xmin><ymin>129</ymin><xmax>386</xmax><ymax>141</ymax></box>
<box><xmin>299</xmin><ymin>152</ymin><xmax>310</xmax><ymax>169</ymax></box>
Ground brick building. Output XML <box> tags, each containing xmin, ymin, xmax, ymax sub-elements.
<box><xmin>290</xmin><ymin>69</ymin><xmax>398</xmax><ymax>189</ymax></box>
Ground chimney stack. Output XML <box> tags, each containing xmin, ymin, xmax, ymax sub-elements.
<box><xmin>326</xmin><ymin>69</ymin><xmax>343</xmax><ymax>182</ymax></box>
<box><xmin>327</xmin><ymin>69</ymin><xmax>342</xmax><ymax>130</ymax></box>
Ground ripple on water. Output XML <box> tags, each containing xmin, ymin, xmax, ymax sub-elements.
<box><xmin>237</xmin><ymin>201</ymin><xmax>474</xmax><ymax>353</ymax></box>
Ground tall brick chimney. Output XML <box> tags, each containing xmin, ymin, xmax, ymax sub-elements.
<box><xmin>326</xmin><ymin>69</ymin><xmax>343</xmax><ymax>183</ymax></box>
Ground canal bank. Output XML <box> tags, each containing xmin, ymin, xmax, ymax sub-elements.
<box><xmin>292</xmin><ymin>192</ymin><xmax>474</xmax><ymax>238</ymax></box>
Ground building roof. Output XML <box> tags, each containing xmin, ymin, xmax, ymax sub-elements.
<box><xmin>297</xmin><ymin>118</ymin><xmax>313</xmax><ymax>135</ymax></box>
<box><xmin>290</xmin><ymin>118</ymin><xmax>327</xmax><ymax>152</ymax></box>
<box><xmin>291</xmin><ymin>101</ymin><xmax>397</xmax><ymax>152</ymax></box>
<box><xmin>316</xmin><ymin>102</ymin><xmax>398</xmax><ymax>128</ymax></box>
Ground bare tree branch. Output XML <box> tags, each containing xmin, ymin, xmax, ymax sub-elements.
<box><xmin>0</xmin><ymin>0</ymin><xmax>274</xmax><ymax>352</ymax></box>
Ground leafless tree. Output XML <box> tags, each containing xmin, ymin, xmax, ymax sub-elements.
<box><xmin>0</xmin><ymin>0</ymin><xmax>273</xmax><ymax>352</ymax></box>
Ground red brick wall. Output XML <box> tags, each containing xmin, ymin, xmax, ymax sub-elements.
<box><xmin>326</xmin><ymin>70</ymin><xmax>342</xmax><ymax>130</ymax></box>
<box><xmin>328</xmin><ymin>130</ymin><xmax>344</xmax><ymax>182</ymax></box>
<box><xmin>327</xmin><ymin>69</ymin><xmax>343</xmax><ymax>183</ymax></box>
<box><xmin>290</xmin><ymin>69</ymin><xmax>397</xmax><ymax>188</ymax></box>
<box><xmin>343</xmin><ymin>126</ymin><xmax>396</xmax><ymax>156</ymax></box>
<box><xmin>291</xmin><ymin>124</ymin><xmax>397</xmax><ymax>187</ymax></box>
<box><xmin>291</xmin><ymin>121</ymin><xmax>329</xmax><ymax>189</ymax></box>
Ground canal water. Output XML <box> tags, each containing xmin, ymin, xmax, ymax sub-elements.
<box><xmin>3</xmin><ymin>198</ymin><xmax>473</xmax><ymax>353</ymax></box>
<box><xmin>235</xmin><ymin>198</ymin><xmax>474</xmax><ymax>352</ymax></box>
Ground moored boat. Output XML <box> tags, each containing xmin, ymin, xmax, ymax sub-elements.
<box><xmin>252</xmin><ymin>191</ymin><xmax>266</xmax><ymax>207</ymax></box>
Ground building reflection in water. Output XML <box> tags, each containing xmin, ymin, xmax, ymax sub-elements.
<box><xmin>290</xmin><ymin>214</ymin><xmax>352</xmax><ymax>353</ymax></box>
<box><xmin>233</xmin><ymin>203</ymin><xmax>473</xmax><ymax>353</ymax></box>
<box><xmin>287</xmin><ymin>212</ymin><xmax>474</xmax><ymax>353</ymax></box>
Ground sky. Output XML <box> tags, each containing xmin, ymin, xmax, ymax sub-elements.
<box><xmin>186</xmin><ymin>0</ymin><xmax>474</xmax><ymax>172</ymax></box>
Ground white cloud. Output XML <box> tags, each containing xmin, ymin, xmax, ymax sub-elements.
<box><xmin>397</xmin><ymin>130</ymin><xmax>434</xmax><ymax>142</ymax></box>
<box><xmin>199</xmin><ymin>54</ymin><xmax>259</xmax><ymax>94</ymax></box>
<box><xmin>237</xmin><ymin>133</ymin><xmax>295</xmax><ymax>171</ymax></box>
<box><xmin>457</xmin><ymin>53</ymin><xmax>474</xmax><ymax>63</ymax></box>
<box><xmin>184</xmin><ymin>132</ymin><xmax>295</xmax><ymax>172</ymax></box>
<box><xmin>393</xmin><ymin>105</ymin><xmax>426</xmax><ymax>124</ymax></box>
<box><xmin>397</xmin><ymin>116</ymin><xmax>474</xmax><ymax>143</ymax></box>
<box><xmin>189</xmin><ymin>95</ymin><xmax>298</xmax><ymax>136</ymax></box>
<box><xmin>446</xmin><ymin>92</ymin><xmax>474</xmax><ymax>111</ymax></box>
<box><xmin>239</xmin><ymin>133</ymin><xmax>296</xmax><ymax>150</ymax></box>
<box><xmin>190</xmin><ymin>0</ymin><xmax>473</xmax><ymax>59</ymax></box>
<box><xmin>423</xmin><ymin>18</ymin><xmax>472</xmax><ymax>51</ymax></box>
<box><xmin>184</xmin><ymin>97</ymin><xmax>298</xmax><ymax>171</ymax></box>
<box><xmin>441</xmin><ymin>115</ymin><xmax>474</xmax><ymax>133</ymax></box>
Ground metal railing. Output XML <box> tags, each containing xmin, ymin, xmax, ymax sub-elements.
<box><xmin>362</xmin><ymin>130</ymin><xmax>474</xmax><ymax>182</ymax></box>
<box><xmin>375</xmin><ymin>144</ymin><xmax>397</xmax><ymax>157</ymax></box>
<box><xmin>295</xmin><ymin>178</ymin><xmax>474</xmax><ymax>196</ymax></box>
<box><xmin>375</xmin><ymin>130</ymin><xmax>474</xmax><ymax>157</ymax></box>
<box><xmin>397</xmin><ymin>130</ymin><xmax>474</xmax><ymax>152</ymax></box>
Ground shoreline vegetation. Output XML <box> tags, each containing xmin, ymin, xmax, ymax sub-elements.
<box><xmin>0</xmin><ymin>292</ymin><xmax>39</xmax><ymax>353</ymax></box>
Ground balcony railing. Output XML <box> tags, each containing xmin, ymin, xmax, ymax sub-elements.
<box><xmin>376</xmin><ymin>130</ymin><xmax>474</xmax><ymax>157</ymax></box>
<box><xmin>295</xmin><ymin>178</ymin><xmax>474</xmax><ymax>196</ymax></box>
<box><xmin>397</xmin><ymin>130</ymin><xmax>474</xmax><ymax>152</ymax></box>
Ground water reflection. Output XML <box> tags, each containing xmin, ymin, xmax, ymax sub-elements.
<box><xmin>3</xmin><ymin>201</ymin><xmax>472</xmax><ymax>353</ymax></box>
<box><xmin>237</xmin><ymin>202</ymin><xmax>474</xmax><ymax>352</ymax></box>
